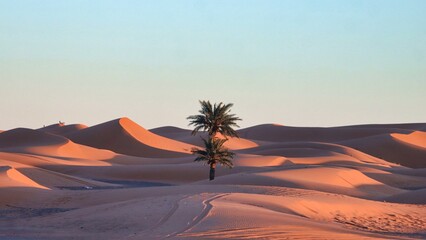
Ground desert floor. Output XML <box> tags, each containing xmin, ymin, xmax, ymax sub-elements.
<box><xmin>0</xmin><ymin>117</ymin><xmax>425</xmax><ymax>239</ymax></box>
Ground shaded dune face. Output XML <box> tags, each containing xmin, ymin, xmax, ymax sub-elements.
<box><xmin>340</xmin><ymin>133</ymin><xmax>426</xmax><ymax>168</ymax></box>
<box><xmin>236</xmin><ymin>123</ymin><xmax>426</xmax><ymax>142</ymax></box>
<box><xmin>0</xmin><ymin>128</ymin><xmax>69</xmax><ymax>148</ymax></box>
<box><xmin>0</xmin><ymin>128</ymin><xmax>115</xmax><ymax>160</ymax></box>
<box><xmin>150</xmin><ymin>126</ymin><xmax>190</xmax><ymax>137</ymax></box>
<box><xmin>67</xmin><ymin>117</ymin><xmax>194</xmax><ymax>158</ymax></box>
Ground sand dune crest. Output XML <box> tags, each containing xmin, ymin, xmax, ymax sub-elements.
<box><xmin>0</xmin><ymin>128</ymin><xmax>115</xmax><ymax>160</ymax></box>
<box><xmin>340</xmin><ymin>133</ymin><xmax>426</xmax><ymax>168</ymax></box>
<box><xmin>68</xmin><ymin>117</ymin><xmax>194</xmax><ymax>158</ymax></box>
<box><xmin>391</xmin><ymin>131</ymin><xmax>426</xmax><ymax>149</ymax></box>
<box><xmin>0</xmin><ymin>128</ymin><xmax>69</xmax><ymax>148</ymax></box>
<box><xmin>39</xmin><ymin>123</ymin><xmax>88</xmax><ymax>136</ymax></box>
<box><xmin>0</xmin><ymin>165</ymin><xmax>49</xmax><ymax>189</ymax></box>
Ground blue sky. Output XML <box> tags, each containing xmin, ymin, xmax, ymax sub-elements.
<box><xmin>1</xmin><ymin>0</ymin><xmax>425</xmax><ymax>130</ymax></box>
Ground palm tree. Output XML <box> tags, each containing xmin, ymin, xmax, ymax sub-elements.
<box><xmin>187</xmin><ymin>100</ymin><xmax>242</xmax><ymax>139</ymax></box>
<box><xmin>192</xmin><ymin>137</ymin><xmax>234</xmax><ymax>181</ymax></box>
<box><xmin>188</xmin><ymin>100</ymin><xmax>241</xmax><ymax>180</ymax></box>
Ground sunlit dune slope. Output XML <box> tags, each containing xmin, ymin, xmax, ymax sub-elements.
<box><xmin>391</xmin><ymin>131</ymin><xmax>426</xmax><ymax>149</ymax></box>
<box><xmin>195</xmin><ymin>192</ymin><xmax>426</xmax><ymax>238</ymax></box>
<box><xmin>202</xmin><ymin>166</ymin><xmax>403</xmax><ymax>199</ymax></box>
<box><xmin>0</xmin><ymin>165</ymin><xmax>49</xmax><ymax>189</ymax></box>
<box><xmin>67</xmin><ymin>117</ymin><xmax>194</xmax><ymax>158</ymax></box>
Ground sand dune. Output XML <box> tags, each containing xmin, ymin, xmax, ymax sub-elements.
<box><xmin>341</xmin><ymin>123</ymin><xmax>426</xmax><ymax>131</ymax></box>
<box><xmin>0</xmin><ymin>156</ymin><xmax>115</xmax><ymax>190</ymax></box>
<box><xmin>202</xmin><ymin>165</ymin><xmax>404</xmax><ymax>199</ymax></box>
<box><xmin>238</xmin><ymin>125</ymin><xmax>426</xmax><ymax>168</ymax></box>
<box><xmin>392</xmin><ymin>131</ymin><xmax>426</xmax><ymax>149</ymax></box>
<box><xmin>0</xmin><ymin>128</ymin><xmax>69</xmax><ymax>148</ymax></box>
<box><xmin>255</xmin><ymin>166</ymin><xmax>404</xmax><ymax>198</ymax></box>
<box><xmin>340</xmin><ymin>133</ymin><xmax>426</xmax><ymax>168</ymax></box>
<box><xmin>0</xmin><ymin>165</ymin><xmax>49</xmax><ymax>189</ymax></box>
<box><xmin>206</xmin><ymin>192</ymin><xmax>426</xmax><ymax>237</ymax></box>
<box><xmin>237</xmin><ymin>124</ymin><xmax>415</xmax><ymax>142</ymax></box>
<box><xmin>67</xmin><ymin>117</ymin><xmax>194</xmax><ymax>158</ymax></box>
<box><xmin>360</xmin><ymin>167</ymin><xmax>426</xmax><ymax>190</ymax></box>
<box><xmin>385</xmin><ymin>188</ymin><xmax>426</xmax><ymax>204</ymax></box>
<box><xmin>0</xmin><ymin>128</ymin><xmax>115</xmax><ymax>161</ymax></box>
<box><xmin>7</xmin><ymin>185</ymin><xmax>420</xmax><ymax>240</ymax></box>
<box><xmin>216</xmin><ymin>133</ymin><xmax>259</xmax><ymax>150</ymax></box>
<box><xmin>0</xmin><ymin>119</ymin><xmax>425</xmax><ymax>239</ymax></box>
<box><xmin>37</xmin><ymin>154</ymin><xmax>288</xmax><ymax>185</ymax></box>
<box><xmin>150</xmin><ymin>126</ymin><xmax>190</xmax><ymax>138</ymax></box>
<box><xmin>151</xmin><ymin>127</ymin><xmax>258</xmax><ymax>150</ymax></box>
<box><xmin>39</xmin><ymin>123</ymin><xmax>88</xmax><ymax>136</ymax></box>
<box><xmin>232</xmin><ymin>154</ymin><xmax>287</xmax><ymax>167</ymax></box>
<box><xmin>240</xmin><ymin>141</ymin><xmax>396</xmax><ymax>167</ymax></box>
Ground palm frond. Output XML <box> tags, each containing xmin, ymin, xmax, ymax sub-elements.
<box><xmin>191</xmin><ymin>137</ymin><xmax>235</xmax><ymax>169</ymax></box>
<box><xmin>187</xmin><ymin>100</ymin><xmax>242</xmax><ymax>138</ymax></box>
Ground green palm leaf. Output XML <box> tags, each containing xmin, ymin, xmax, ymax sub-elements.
<box><xmin>191</xmin><ymin>137</ymin><xmax>234</xmax><ymax>168</ymax></box>
<box><xmin>187</xmin><ymin>100</ymin><xmax>242</xmax><ymax>138</ymax></box>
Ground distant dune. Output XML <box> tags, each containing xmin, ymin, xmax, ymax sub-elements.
<box><xmin>151</xmin><ymin>126</ymin><xmax>258</xmax><ymax>150</ymax></box>
<box><xmin>392</xmin><ymin>131</ymin><xmax>426</xmax><ymax>149</ymax></box>
<box><xmin>0</xmin><ymin>128</ymin><xmax>115</xmax><ymax>160</ymax></box>
<box><xmin>39</xmin><ymin>123</ymin><xmax>88</xmax><ymax>136</ymax></box>
<box><xmin>0</xmin><ymin>128</ymin><xmax>69</xmax><ymax>148</ymax></box>
<box><xmin>150</xmin><ymin>126</ymin><xmax>190</xmax><ymax>138</ymax></box>
<box><xmin>340</xmin><ymin>133</ymin><xmax>426</xmax><ymax>168</ymax></box>
<box><xmin>0</xmin><ymin>119</ymin><xmax>425</xmax><ymax>239</ymax></box>
<box><xmin>67</xmin><ymin>117</ymin><xmax>194</xmax><ymax>158</ymax></box>
<box><xmin>236</xmin><ymin>123</ymin><xmax>422</xmax><ymax>142</ymax></box>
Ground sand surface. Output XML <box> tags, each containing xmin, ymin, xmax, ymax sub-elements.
<box><xmin>1</xmin><ymin>119</ymin><xmax>425</xmax><ymax>239</ymax></box>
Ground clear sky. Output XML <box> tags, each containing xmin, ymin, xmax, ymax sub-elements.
<box><xmin>1</xmin><ymin>0</ymin><xmax>425</xmax><ymax>130</ymax></box>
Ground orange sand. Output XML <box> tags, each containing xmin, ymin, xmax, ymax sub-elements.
<box><xmin>0</xmin><ymin>119</ymin><xmax>425</xmax><ymax>239</ymax></box>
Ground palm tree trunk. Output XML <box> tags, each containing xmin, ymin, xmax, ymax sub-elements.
<box><xmin>209</xmin><ymin>163</ymin><xmax>216</xmax><ymax>181</ymax></box>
